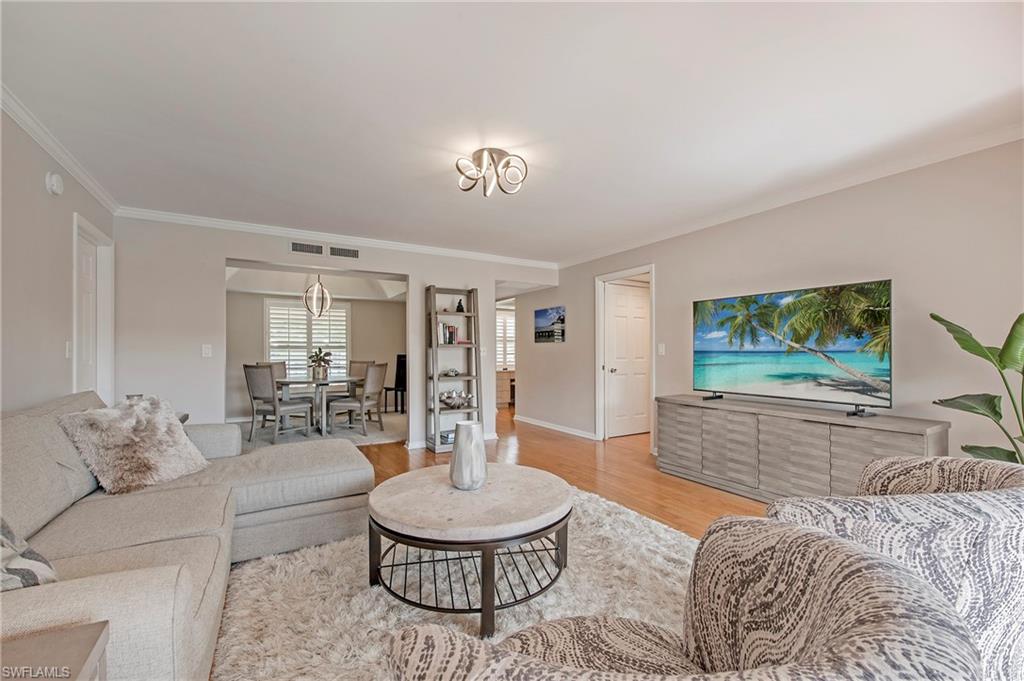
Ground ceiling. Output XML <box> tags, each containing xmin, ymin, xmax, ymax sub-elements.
<box><xmin>3</xmin><ymin>3</ymin><xmax>1021</xmax><ymax>266</ymax></box>
<box><xmin>226</xmin><ymin>266</ymin><xmax>406</xmax><ymax>301</ymax></box>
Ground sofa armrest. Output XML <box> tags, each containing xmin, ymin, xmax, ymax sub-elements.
<box><xmin>185</xmin><ymin>423</ymin><xmax>241</xmax><ymax>459</ymax></box>
<box><xmin>858</xmin><ymin>456</ymin><xmax>1024</xmax><ymax>496</ymax></box>
<box><xmin>390</xmin><ymin>624</ymin><xmax>712</xmax><ymax>680</ymax></box>
<box><xmin>1</xmin><ymin>565</ymin><xmax>193</xmax><ymax>681</ymax></box>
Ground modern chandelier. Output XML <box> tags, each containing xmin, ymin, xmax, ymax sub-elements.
<box><xmin>303</xmin><ymin>275</ymin><xmax>332</xmax><ymax>318</ymax></box>
<box><xmin>455</xmin><ymin>148</ymin><xmax>528</xmax><ymax>197</ymax></box>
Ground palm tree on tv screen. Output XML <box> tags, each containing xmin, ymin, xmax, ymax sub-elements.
<box><xmin>714</xmin><ymin>283</ymin><xmax>891</xmax><ymax>395</ymax></box>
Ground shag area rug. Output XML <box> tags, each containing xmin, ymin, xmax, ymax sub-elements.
<box><xmin>212</xmin><ymin>489</ymin><xmax>698</xmax><ymax>681</ymax></box>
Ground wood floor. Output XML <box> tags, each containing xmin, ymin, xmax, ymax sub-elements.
<box><xmin>358</xmin><ymin>409</ymin><xmax>764</xmax><ymax>539</ymax></box>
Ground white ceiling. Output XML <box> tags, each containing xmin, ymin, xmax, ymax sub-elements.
<box><xmin>3</xmin><ymin>3</ymin><xmax>1021</xmax><ymax>266</ymax></box>
<box><xmin>226</xmin><ymin>266</ymin><xmax>406</xmax><ymax>301</ymax></box>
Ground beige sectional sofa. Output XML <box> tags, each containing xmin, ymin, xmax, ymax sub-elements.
<box><xmin>1</xmin><ymin>391</ymin><xmax>375</xmax><ymax>681</ymax></box>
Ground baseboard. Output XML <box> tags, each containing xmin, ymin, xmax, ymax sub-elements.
<box><xmin>406</xmin><ymin>440</ymin><xmax>426</xmax><ymax>450</ymax></box>
<box><xmin>513</xmin><ymin>415</ymin><xmax>599</xmax><ymax>441</ymax></box>
<box><xmin>225</xmin><ymin>416</ymin><xmax>250</xmax><ymax>424</ymax></box>
<box><xmin>650</xmin><ymin>447</ymin><xmax>658</xmax><ymax>457</ymax></box>
<box><xmin>485</xmin><ymin>432</ymin><xmax>499</xmax><ymax>441</ymax></box>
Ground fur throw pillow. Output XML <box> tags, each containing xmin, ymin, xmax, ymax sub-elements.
<box><xmin>59</xmin><ymin>396</ymin><xmax>208</xmax><ymax>494</ymax></box>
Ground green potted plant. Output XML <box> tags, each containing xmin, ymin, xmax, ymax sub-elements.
<box><xmin>308</xmin><ymin>347</ymin><xmax>332</xmax><ymax>382</ymax></box>
<box><xmin>931</xmin><ymin>312</ymin><xmax>1024</xmax><ymax>464</ymax></box>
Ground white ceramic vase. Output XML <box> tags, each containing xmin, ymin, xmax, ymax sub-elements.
<box><xmin>450</xmin><ymin>420</ymin><xmax>486</xmax><ymax>491</ymax></box>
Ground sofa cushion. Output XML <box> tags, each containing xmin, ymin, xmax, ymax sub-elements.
<box><xmin>157</xmin><ymin>440</ymin><xmax>374</xmax><ymax>514</ymax></box>
<box><xmin>30</xmin><ymin>485</ymin><xmax>234</xmax><ymax>560</ymax></box>
<box><xmin>51</xmin><ymin>533</ymin><xmax>230</xmax><ymax>680</ymax></box>
<box><xmin>1</xmin><ymin>392</ymin><xmax>104</xmax><ymax>537</ymax></box>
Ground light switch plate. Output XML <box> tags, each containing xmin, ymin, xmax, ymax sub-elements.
<box><xmin>201</xmin><ymin>344</ymin><xmax>213</xmax><ymax>358</ymax></box>
<box><xmin>657</xmin><ymin>343</ymin><xmax>666</xmax><ymax>356</ymax></box>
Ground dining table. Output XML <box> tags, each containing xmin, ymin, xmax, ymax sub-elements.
<box><xmin>276</xmin><ymin>376</ymin><xmax>365</xmax><ymax>436</ymax></box>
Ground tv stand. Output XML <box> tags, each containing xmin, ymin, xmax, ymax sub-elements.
<box><xmin>846</xmin><ymin>405</ymin><xmax>876</xmax><ymax>418</ymax></box>
<box><xmin>655</xmin><ymin>394</ymin><xmax>949</xmax><ymax>501</ymax></box>
<box><xmin>701</xmin><ymin>392</ymin><xmax>724</xmax><ymax>401</ymax></box>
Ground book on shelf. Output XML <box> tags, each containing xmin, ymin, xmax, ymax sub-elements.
<box><xmin>437</xmin><ymin>322</ymin><xmax>463</xmax><ymax>345</ymax></box>
<box><xmin>439</xmin><ymin>430</ymin><xmax>456</xmax><ymax>445</ymax></box>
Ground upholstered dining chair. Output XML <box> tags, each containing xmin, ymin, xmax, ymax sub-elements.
<box><xmin>326</xmin><ymin>362</ymin><xmax>387</xmax><ymax>436</ymax></box>
<box><xmin>389</xmin><ymin>516</ymin><xmax>979</xmax><ymax>680</ymax></box>
<box><xmin>768</xmin><ymin>456</ymin><xmax>1024</xmax><ymax>681</ymax></box>
<box><xmin>242</xmin><ymin>363</ymin><xmax>313</xmax><ymax>443</ymax></box>
<box><xmin>330</xmin><ymin>359</ymin><xmax>375</xmax><ymax>409</ymax></box>
<box><xmin>256</xmin><ymin>360</ymin><xmax>314</xmax><ymax>407</ymax></box>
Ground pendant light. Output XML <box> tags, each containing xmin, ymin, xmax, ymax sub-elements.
<box><xmin>303</xmin><ymin>275</ymin><xmax>332</xmax><ymax>318</ymax></box>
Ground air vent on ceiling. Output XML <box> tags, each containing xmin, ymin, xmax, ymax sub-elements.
<box><xmin>330</xmin><ymin>246</ymin><xmax>359</xmax><ymax>259</ymax></box>
<box><xmin>290</xmin><ymin>241</ymin><xmax>325</xmax><ymax>256</ymax></box>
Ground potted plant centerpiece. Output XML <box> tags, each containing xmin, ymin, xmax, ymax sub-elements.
<box><xmin>308</xmin><ymin>347</ymin><xmax>332</xmax><ymax>381</ymax></box>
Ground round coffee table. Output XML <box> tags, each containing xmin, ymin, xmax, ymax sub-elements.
<box><xmin>368</xmin><ymin>463</ymin><xmax>573</xmax><ymax>637</ymax></box>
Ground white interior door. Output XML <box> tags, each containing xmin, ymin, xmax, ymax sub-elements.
<box><xmin>604</xmin><ymin>281</ymin><xmax>651</xmax><ymax>437</ymax></box>
<box><xmin>76</xmin><ymin>236</ymin><xmax>98</xmax><ymax>393</ymax></box>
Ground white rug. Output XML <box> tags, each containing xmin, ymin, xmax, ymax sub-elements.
<box><xmin>212</xmin><ymin>490</ymin><xmax>698</xmax><ymax>681</ymax></box>
<box><xmin>237</xmin><ymin>411</ymin><xmax>408</xmax><ymax>451</ymax></box>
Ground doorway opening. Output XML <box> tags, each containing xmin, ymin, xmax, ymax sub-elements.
<box><xmin>595</xmin><ymin>265</ymin><xmax>654</xmax><ymax>441</ymax></box>
<box><xmin>72</xmin><ymin>213</ymin><xmax>115</xmax><ymax>404</ymax></box>
<box><xmin>224</xmin><ymin>260</ymin><xmax>408</xmax><ymax>447</ymax></box>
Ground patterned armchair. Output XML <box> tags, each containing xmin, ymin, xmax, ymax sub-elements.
<box><xmin>768</xmin><ymin>456</ymin><xmax>1024</xmax><ymax>680</ymax></box>
<box><xmin>388</xmin><ymin>517</ymin><xmax>979</xmax><ymax>680</ymax></box>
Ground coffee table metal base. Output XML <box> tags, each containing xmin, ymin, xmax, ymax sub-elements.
<box><xmin>369</xmin><ymin>512</ymin><xmax>570</xmax><ymax>637</ymax></box>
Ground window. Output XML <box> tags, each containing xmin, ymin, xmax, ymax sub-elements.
<box><xmin>264</xmin><ymin>298</ymin><xmax>350</xmax><ymax>378</ymax></box>
<box><xmin>496</xmin><ymin>309</ymin><xmax>516</xmax><ymax>370</ymax></box>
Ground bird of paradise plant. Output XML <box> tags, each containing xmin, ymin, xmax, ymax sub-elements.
<box><xmin>931</xmin><ymin>312</ymin><xmax>1024</xmax><ymax>464</ymax></box>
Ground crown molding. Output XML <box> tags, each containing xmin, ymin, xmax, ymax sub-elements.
<box><xmin>115</xmin><ymin>206</ymin><xmax>560</xmax><ymax>270</ymax></box>
<box><xmin>558</xmin><ymin>123</ymin><xmax>1024</xmax><ymax>268</ymax></box>
<box><xmin>1</xmin><ymin>84</ymin><xmax>120</xmax><ymax>214</ymax></box>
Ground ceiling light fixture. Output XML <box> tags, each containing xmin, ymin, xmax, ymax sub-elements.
<box><xmin>456</xmin><ymin>148</ymin><xmax>527</xmax><ymax>197</ymax></box>
<box><xmin>303</xmin><ymin>275</ymin><xmax>332</xmax><ymax>318</ymax></box>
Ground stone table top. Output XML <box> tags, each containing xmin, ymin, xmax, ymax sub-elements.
<box><xmin>368</xmin><ymin>463</ymin><xmax>573</xmax><ymax>542</ymax></box>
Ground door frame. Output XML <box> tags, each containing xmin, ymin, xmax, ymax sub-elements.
<box><xmin>594</xmin><ymin>263</ymin><xmax>655</xmax><ymax>441</ymax></box>
<box><xmin>72</xmin><ymin>213</ymin><xmax>115</xmax><ymax>403</ymax></box>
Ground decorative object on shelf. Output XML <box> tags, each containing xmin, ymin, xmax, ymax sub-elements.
<box><xmin>456</xmin><ymin>148</ymin><xmax>528</xmax><ymax>197</ymax></box>
<box><xmin>439</xmin><ymin>390</ymin><xmax>473</xmax><ymax>409</ymax></box>
<box><xmin>534</xmin><ymin>305</ymin><xmax>566</xmax><ymax>343</ymax></box>
<box><xmin>450</xmin><ymin>421</ymin><xmax>486</xmax><ymax>490</ymax></box>
<box><xmin>930</xmin><ymin>312</ymin><xmax>1024</xmax><ymax>464</ymax></box>
<box><xmin>308</xmin><ymin>347</ymin><xmax>332</xmax><ymax>381</ymax></box>
<box><xmin>442</xmin><ymin>368</ymin><xmax>461</xmax><ymax>377</ymax></box>
<box><xmin>439</xmin><ymin>322</ymin><xmax>460</xmax><ymax>344</ymax></box>
<box><xmin>303</xmin><ymin>274</ymin><xmax>333</xmax><ymax>318</ymax></box>
<box><xmin>456</xmin><ymin>298</ymin><xmax>466</xmax><ymax>312</ymax></box>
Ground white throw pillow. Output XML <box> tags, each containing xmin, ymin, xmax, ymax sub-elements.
<box><xmin>60</xmin><ymin>396</ymin><xmax>208</xmax><ymax>494</ymax></box>
<box><xmin>1</xmin><ymin>519</ymin><xmax>57</xmax><ymax>591</ymax></box>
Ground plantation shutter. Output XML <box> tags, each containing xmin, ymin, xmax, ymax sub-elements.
<box><xmin>496</xmin><ymin>310</ymin><xmax>516</xmax><ymax>370</ymax></box>
<box><xmin>265</xmin><ymin>298</ymin><xmax>350</xmax><ymax>379</ymax></box>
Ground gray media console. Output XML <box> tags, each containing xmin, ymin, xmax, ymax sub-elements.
<box><xmin>655</xmin><ymin>394</ymin><xmax>950</xmax><ymax>502</ymax></box>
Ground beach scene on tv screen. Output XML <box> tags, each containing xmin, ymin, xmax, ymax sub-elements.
<box><xmin>693</xmin><ymin>281</ymin><xmax>891</xmax><ymax>407</ymax></box>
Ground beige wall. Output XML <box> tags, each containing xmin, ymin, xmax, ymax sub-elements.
<box><xmin>516</xmin><ymin>141</ymin><xmax>1024</xmax><ymax>454</ymax></box>
<box><xmin>114</xmin><ymin>215</ymin><xmax>557</xmax><ymax>443</ymax></box>
<box><xmin>225</xmin><ymin>292</ymin><xmax>406</xmax><ymax>419</ymax></box>
<box><xmin>1</xmin><ymin>112</ymin><xmax>114</xmax><ymax>412</ymax></box>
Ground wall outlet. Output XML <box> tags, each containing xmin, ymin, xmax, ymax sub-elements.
<box><xmin>201</xmin><ymin>344</ymin><xmax>213</xmax><ymax>358</ymax></box>
<box><xmin>657</xmin><ymin>343</ymin><xmax>666</xmax><ymax>356</ymax></box>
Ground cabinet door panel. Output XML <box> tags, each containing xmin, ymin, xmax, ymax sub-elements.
<box><xmin>758</xmin><ymin>416</ymin><xmax>830</xmax><ymax>497</ymax></box>
<box><xmin>829</xmin><ymin>426</ymin><xmax>925</xmax><ymax>496</ymax></box>
<box><xmin>701</xmin><ymin>410</ymin><xmax>758</xmax><ymax>487</ymax></box>
<box><xmin>657</xmin><ymin>403</ymin><xmax>702</xmax><ymax>473</ymax></box>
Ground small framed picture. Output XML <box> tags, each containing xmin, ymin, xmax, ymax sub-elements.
<box><xmin>534</xmin><ymin>306</ymin><xmax>566</xmax><ymax>343</ymax></box>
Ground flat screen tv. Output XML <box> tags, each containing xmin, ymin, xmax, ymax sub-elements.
<box><xmin>693</xmin><ymin>279</ymin><xmax>892</xmax><ymax>408</ymax></box>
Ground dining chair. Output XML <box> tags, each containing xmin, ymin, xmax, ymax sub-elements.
<box><xmin>326</xmin><ymin>362</ymin><xmax>388</xmax><ymax>436</ymax></box>
<box><xmin>243</xmin><ymin>363</ymin><xmax>313</xmax><ymax>443</ymax></box>
<box><xmin>383</xmin><ymin>353</ymin><xmax>407</xmax><ymax>414</ymax></box>
<box><xmin>343</xmin><ymin>359</ymin><xmax>376</xmax><ymax>420</ymax></box>
<box><xmin>257</xmin><ymin>361</ymin><xmax>314</xmax><ymax>412</ymax></box>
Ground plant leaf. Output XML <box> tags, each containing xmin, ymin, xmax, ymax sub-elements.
<box><xmin>933</xmin><ymin>393</ymin><xmax>1003</xmax><ymax>422</ymax></box>
<box><xmin>998</xmin><ymin>313</ymin><xmax>1024</xmax><ymax>373</ymax></box>
<box><xmin>961</xmin><ymin>444</ymin><xmax>1020</xmax><ymax>463</ymax></box>
<box><xmin>930</xmin><ymin>313</ymin><xmax>1004</xmax><ymax>369</ymax></box>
